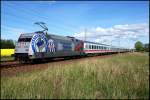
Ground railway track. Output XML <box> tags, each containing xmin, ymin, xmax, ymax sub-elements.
<box><xmin>1</xmin><ymin>53</ymin><xmax>119</xmax><ymax>77</ymax></box>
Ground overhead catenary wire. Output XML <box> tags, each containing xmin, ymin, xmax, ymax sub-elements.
<box><xmin>4</xmin><ymin>3</ymin><xmax>80</xmax><ymax>35</ymax></box>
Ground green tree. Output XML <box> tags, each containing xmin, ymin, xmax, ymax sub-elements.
<box><xmin>144</xmin><ymin>43</ymin><xmax>149</xmax><ymax>52</ymax></box>
<box><xmin>135</xmin><ymin>41</ymin><xmax>144</xmax><ymax>52</ymax></box>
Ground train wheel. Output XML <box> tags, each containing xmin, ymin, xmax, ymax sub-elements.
<box><xmin>18</xmin><ymin>57</ymin><xmax>29</xmax><ymax>64</ymax></box>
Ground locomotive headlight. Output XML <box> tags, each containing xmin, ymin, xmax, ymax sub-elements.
<box><xmin>25</xmin><ymin>49</ymin><xmax>29</xmax><ymax>51</ymax></box>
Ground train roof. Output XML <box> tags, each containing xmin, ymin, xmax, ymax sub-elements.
<box><xmin>19</xmin><ymin>33</ymin><xmax>130</xmax><ymax>49</ymax></box>
<box><xmin>19</xmin><ymin>33</ymin><xmax>70</xmax><ymax>41</ymax></box>
<box><xmin>49</xmin><ymin>34</ymin><xmax>72</xmax><ymax>41</ymax></box>
<box><xmin>19</xmin><ymin>33</ymin><xmax>34</xmax><ymax>38</ymax></box>
<box><xmin>83</xmin><ymin>40</ymin><xmax>111</xmax><ymax>46</ymax></box>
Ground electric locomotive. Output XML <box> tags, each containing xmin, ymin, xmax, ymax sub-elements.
<box><xmin>14</xmin><ymin>22</ymin><xmax>131</xmax><ymax>63</ymax></box>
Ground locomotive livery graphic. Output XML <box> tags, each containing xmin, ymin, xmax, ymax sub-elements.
<box><xmin>47</xmin><ymin>39</ymin><xmax>55</xmax><ymax>52</ymax></box>
<box><xmin>31</xmin><ymin>33</ymin><xmax>55</xmax><ymax>53</ymax></box>
<box><xmin>31</xmin><ymin>33</ymin><xmax>48</xmax><ymax>53</ymax></box>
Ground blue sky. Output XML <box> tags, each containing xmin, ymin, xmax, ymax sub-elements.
<box><xmin>1</xmin><ymin>1</ymin><xmax>149</xmax><ymax>48</ymax></box>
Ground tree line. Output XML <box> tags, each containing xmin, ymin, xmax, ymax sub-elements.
<box><xmin>135</xmin><ymin>41</ymin><xmax>149</xmax><ymax>52</ymax></box>
<box><xmin>1</xmin><ymin>39</ymin><xmax>16</xmax><ymax>49</ymax></box>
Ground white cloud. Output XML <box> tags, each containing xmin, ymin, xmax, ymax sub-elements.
<box><xmin>73</xmin><ymin>23</ymin><xmax>149</xmax><ymax>43</ymax></box>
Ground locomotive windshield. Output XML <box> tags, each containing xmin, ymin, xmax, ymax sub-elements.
<box><xmin>18</xmin><ymin>38</ymin><xmax>32</xmax><ymax>42</ymax></box>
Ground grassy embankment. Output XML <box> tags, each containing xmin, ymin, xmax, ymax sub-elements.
<box><xmin>1</xmin><ymin>52</ymin><xmax>149</xmax><ymax>99</ymax></box>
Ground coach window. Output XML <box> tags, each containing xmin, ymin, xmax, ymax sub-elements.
<box><xmin>85</xmin><ymin>44</ymin><xmax>87</xmax><ymax>49</ymax></box>
<box><xmin>89</xmin><ymin>45</ymin><xmax>91</xmax><ymax>49</ymax></box>
<box><xmin>86</xmin><ymin>44</ymin><xmax>88</xmax><ymax>49</ymax></box>
<box><xmin>104</xmin><ymin>47</ymin><xmax>106</xmax><ymax>50</ymax></box>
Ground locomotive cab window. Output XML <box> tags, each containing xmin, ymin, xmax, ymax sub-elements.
<box><xmin>18</xmin><ymin>38</ymin><xmax>32</xmax><ymax>42</ymax></box>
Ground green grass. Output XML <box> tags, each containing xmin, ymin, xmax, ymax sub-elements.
<box><xmin>1</xmin><ymin>56</ymin><xmax>14</xmax><ymax>62</ymax></box>
<box><xmin>1</xmin><ymin>52</ymin><xmax>149</xmax><ymax>99</ymax></box>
